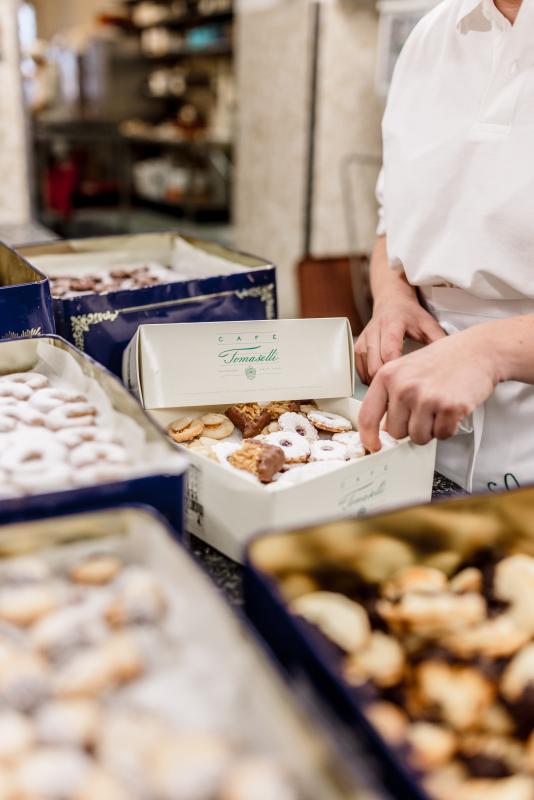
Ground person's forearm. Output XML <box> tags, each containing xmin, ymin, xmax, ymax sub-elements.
<box><xmin>370</xmin><ymin>236</ymin><xmax>419</xmax><ymax>306</ymax></box>
<box><xmin>470</xmin><ymin>316</ymin><xmax>534</xmax><ymax>385</ymax></box>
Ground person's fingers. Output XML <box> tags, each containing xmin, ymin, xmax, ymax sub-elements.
<box><xmin>355</xmin><ymin>334</ymin><xmax>370</xmax><ymax>385</ymax></box>
<box><xmin>359</xmin><ymin>374</ymin><xmax>389</xmax><ymax>452</ymax></box>
<box><xmin>380</xmin><ymin>318</ymin><xmax>405</xmax><ymax>364</ymax></box>
<box><xmin>366</xmin><ymin>325</ymin><xmax>384</xmax><ymax>381</ymax></box>
<box><xmin>419</xmin><ymin>314</ymin><xmax>448</xmax><ymax>344</ymax></box>
<box><xmin>433</xmin><ymin>409</ymin><xmax>462</xmax><ymax>440</ymax></box>
<box><xmin>385</xmin><ymin>401</ymin><xmax>411</xmax><ymax>441</ymax></box>
<box><xmin>408</xmin><ymin>403</ymin><xmax>436</xmax><ymax>445</ymax></box>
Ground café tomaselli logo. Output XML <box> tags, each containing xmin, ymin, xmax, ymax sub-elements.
<box><xmin>216</xmin><ymin>330</ymin><xmax>280</xmax><ymax>380</ymax></box>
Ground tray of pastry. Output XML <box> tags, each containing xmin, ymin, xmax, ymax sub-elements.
<box><xmin>244</xmin><ymin>486</ymin><xmax>534</xmax><ymax>800</ymax></box>
<box><xmin>0</xmin><ymin>336</ymin><xmax>185</xmax><ymax>530</ymax></box>
<box><xmin>0</xmin><ymin>505</ymin><xmax>368</xmax><ymax>799</ymax></box>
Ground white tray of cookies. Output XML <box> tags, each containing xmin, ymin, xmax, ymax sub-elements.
<box><xmin>124</xmin><ymin>319</ymin><xmax>436</xmax><ymax>561</ymax></box>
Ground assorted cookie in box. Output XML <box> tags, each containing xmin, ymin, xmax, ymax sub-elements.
<box><xmin>168</xmin><ymin>401</ymin><xmax>399</xmax><ymax>485</ymax></box>
<box><xmin>0</xmin><ymin>506</ymin><xmax>362</xmax><ymax>800</ymax></box>
<box><xmin>245</xmin><ymin>487</ymin><xmax>534</xmax><ymax>800</ymax></box>
<box><xmin>19</xmin><ymin>232</ymin><xmax>277</xmax><ymax>376</ymax></box>
<box><xmin>125</xmin><ymin>317</ymin><xmax>436</xmax><ymax>560</ymax></box>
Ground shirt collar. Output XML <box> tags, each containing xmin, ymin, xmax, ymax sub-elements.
<box><xmin>455</xmin><ymin>0</ymin><xmax>509</xmax><ymax>30</ymax></box>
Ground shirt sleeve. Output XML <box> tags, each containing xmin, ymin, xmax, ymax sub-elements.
<box><xmin>375</xmin><ymin>167</ymin><xmax>386</xmax><ymax>237</ymax></box>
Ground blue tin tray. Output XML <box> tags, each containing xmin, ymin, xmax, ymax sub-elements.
<box><xmin>243</xmin><ymin>553</ymin><xmax>420</xmax><ymax>800</ymax></box>
<box><xmin>0</xmin><ymin>335</ymin><xmax>186</xmax><ymax>534</ymax></box>
<box><xmin>20</xmin><ymin>233</ymin><xmax>277</xmax><ymax>376</ymax></box>
<box><xmin>0</xmin><ymin>240</ymin><xmax>55</xmax><ymax>341</ymax></box>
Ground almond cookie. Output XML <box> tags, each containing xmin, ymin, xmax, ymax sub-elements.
<box><xmin>382</xmin><ymin>566</ymin><xmax>448</xmax><ymax>600</ymax></box>
<box><xmin>227</xmin><ymin>440</ymin><xmax>285</xmax><ymax>483</ymax></box>
<box><xmin>290</xmin><ymin>591</ymin><xmax>370</xmax><ymax>653</ymax></box>
<box><xmin>225</xmin><ymin>403</ymin><xmax>272</xmax><ymax>439</ymax></box>
<box><xmin>168</xmin><ymin>417</ymin><xmax>204</xmax><ymax>444</ymax></box>
<box><xmin>266</xmin><ymin>401</ymin><xmax>301</xmax><ymax>420</ymax></box>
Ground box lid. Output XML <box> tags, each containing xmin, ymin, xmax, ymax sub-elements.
<box><xmin>125</xmin><ymin>318</ymin><xmax>355</xmax><ymax>409</ymax></box>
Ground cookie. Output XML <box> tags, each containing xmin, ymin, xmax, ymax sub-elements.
<box><xmin>290</xmin><ymin>591</ymin><xmax>370</xmax><ymax>653</ymax></box>
<box><xmin>263</xmin><ymin>431</ymin><xmax>310</xmax><ymax>464</ymax></box>
<box><xmin>343</xmin><ymin>631</ymin><xmax>405</xmax><ymax>688</ymax></box>
<box><xmin>35</xmin><ymin>699</ymin><xmax>100</xmax><ymax>749</ymax></box>
<box><xmin>266</xmin><ymin>401</ymin><xmax>300</xmax><ymax>420</ymax></box>
<box><xmin>494</xmin><ymin>555</ymin><xmax>534</xmax><ymax>634</ymax></box>
<box><xmin>220</xmin><ymin>757</ymin><xmax>296</xmax><ymax>800</ymax></box>
<box><xmin>201</xmin><ymin>418</ymin><xmax>235</xmax><ymax>440</ymax></box>
<box><xmin>364</xmin><ymin>701</ymin><xmax>408</xmax><ymax>746</ymax></box>
<box><xmin>69</xmin><ymin>555</ymin><xmax>123</xmax><ymax>586</ymax></box>
<box><xmin>168</xmin><ymin>417</ymin><xmax>204</xmax><ymax>443</ymax></box>
<box><xmin>382</xmin><ymin>566</ymin><xmax>448</xmax><ymax>601</ymax></box>
<box><xmin>225</xmin><ymin>404</ymin><xmax>272</xmax><ymax>439</ymax></box>
<box><xmin>377</xmin><ymin>591</ymin><xmax>486</xmax><ymax>637</ymax></box>
<box><xmin>307</xmin><ymin>410</ymin><xmax>352</xmax><ymax>433</ymax></box>
<box><xmin>416</xmin><ymin>661</ymin><xmax>495</xmax><ymax>731</ymax></box>
<box><xmin>407</xmin><ymin>722</ymin><xmax>457</xmax><ymax>771</ymax></box>
<box><xmin>445</xmin><ymin>615</ymin><xmax>529</xmax><ymax>660</ymax></box>
<box><xmin>227</xmin><ymin>440</ymin><xmax>285</xmax><ymax>483</ymax></box>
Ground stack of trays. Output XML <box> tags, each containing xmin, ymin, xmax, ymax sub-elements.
<box><xmin>0</xmin><ymin>336</ymin><xmax>185</xmax><ymax>530</ymax></box>
<box><xmin>245</xmin><ymin>487</ymin><xmax>534</xmax><ymax>800</ymax></box>
<box><xmin>0</xmin><ymin>506</ymin><xmax>363</xmax><ymax>800</ymax></box>
<box><xmin>19</xmin><ymin>232</ymin><xmax>277</xmax><ymax>376</ymax></box>
<box><xmin>0</xmin><ymin>241</ymin><xmax>54</xmax><ymax>342</ymax></box>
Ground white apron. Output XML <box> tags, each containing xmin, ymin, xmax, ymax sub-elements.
<box><xmin>420</xmin><ymin>287</ymin><xmax>534</xmax><ymax>494</ymax></box>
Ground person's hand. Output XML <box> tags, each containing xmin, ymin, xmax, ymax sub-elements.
<box><xmin>358</xmin><ymin>326</ymin><xmax>499</xmax><ymax>451</ymax></box>
<box><xmin>355</xmin><ymin>293</ymin><xmax>446</xmax><ymax>384</ymax></box>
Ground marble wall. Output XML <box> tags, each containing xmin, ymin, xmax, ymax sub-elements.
<box><xmin>235</xmin><ymin>0</ymin><xmax>313</xmax><ymax>318</ymax></box>
<box><xmin>235</xmin><ymin>0</ymin><xmax>383</xmax><ymax>317</ymax></box>
<box><xmin>0</xmin><ymin>0</ymin><xmax>31</xmax><ymax>225</ymax></box>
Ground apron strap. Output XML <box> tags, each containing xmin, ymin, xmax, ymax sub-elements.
<box><xmin>465</xmin><ymin>403</ymin><xmax>485</xmax><ymax>493</ymax></box>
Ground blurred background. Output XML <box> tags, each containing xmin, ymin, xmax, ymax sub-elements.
<box><xmin>0</xmin><ymin>0</ymin><xmax>437</xmax><ymax>324</ymax></box>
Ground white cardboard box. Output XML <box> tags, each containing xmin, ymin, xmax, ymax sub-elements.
<box><xmin>124</xmin><ymin>318</ymin><xmax>437</xmax><ymax>561</ymax></box>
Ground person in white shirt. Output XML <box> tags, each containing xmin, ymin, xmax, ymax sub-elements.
<box><xmin>356</xmin><ymin>0</ymin><xmax>534</xmax><ymax>493</ymax></box>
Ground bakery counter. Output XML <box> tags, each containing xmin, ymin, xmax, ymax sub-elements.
<box><xmin>191</xmin><ymin>472</ymin><xmax>465</xmax><ymax>606</ymax></box>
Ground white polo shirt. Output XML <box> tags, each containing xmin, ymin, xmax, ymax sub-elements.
<box><xmin>380</xmin><ymin>0</ymin><xmax>534</xmax><ymax>299</ymax></box>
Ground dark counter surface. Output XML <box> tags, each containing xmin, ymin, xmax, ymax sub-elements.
<box><xmin>191</xmin><ymin>472</ymin><xmax>465</xmax><ymax>606</ymax></box>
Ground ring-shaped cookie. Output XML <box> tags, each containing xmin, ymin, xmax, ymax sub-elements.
<box><xmin>263</xmin><ymin>431</ymin><xmax>310</xmax><ymax>463</ymax></box>
<box><xmin>307</xmin><ymin>410</ymin><xmax>352</xmax><ymax>433</ymax></box>
<box><xmin>279</xmin><ymin>412</ymin><xmax>318</xmax><ymax>441</ymax></box>
<box><xmin>310</xmin><ymin>440</ymin><xmax>348</xmax><ymax>461</ymax></box>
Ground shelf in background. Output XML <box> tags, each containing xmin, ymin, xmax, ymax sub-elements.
<box><xmin>133</xmin><ymin>11</ymin><xmax>233</xmax><ymax>32</ymax></box>
<box><xmin>119</xmin><ymin>42</ymin><xmax>233</xmax><ymax>61</ymax></box>
<box><xmin>133</xmin><ymin>192</ymin><xmax>230</xmax><ymax>221</ymax></box>
<box><xmin>122</xmin><ymin>133</ymin><xmax>232</xmax><ymax>150</ymax></box>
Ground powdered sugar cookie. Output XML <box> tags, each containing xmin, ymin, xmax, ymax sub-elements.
<box><xmin>310</xmin><ymin>440</ymin><xmax>348</xmax><ymax>461</ymax></box>
<box><xmin>0</xmin><ymin>382</ymin><xmax>32</xmax><ymax>401</ymax></box>
<box><xmin>307</xmin><ymin>410</ymin><xmax>352</xmax><ymax>433</ymax></box>
<box><xmin>30</xmin><ymin>388</ymin><xmax>85</xmax><ymax>414</ymax></box>
<box><xmin>279</xmin><ymin>412</ymin><xmax>318</xmax><ymax>441</ymax></box>
<box><xmin>263</xmin><ymin>431</ymin><xmax>310</xmax><ymax>463</ymax></box>
<box><xmin>332</xmin><ymin>430</ymin><xmax>366</xmax><ymax>458</ymax></box>
<box><xmin>1</xmin><ymin>372</ymin><xmax>48</xmax><ymax>390</ymax></box>
<box><xmin>46</xmin><ymin>403</ymin><xmax>98</xmax><ymax>431</ymax></box>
